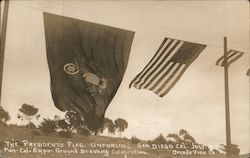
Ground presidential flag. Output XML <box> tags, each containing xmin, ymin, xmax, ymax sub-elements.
<box><xmin>216</xmin><ymin>49</ymin><xmax>244</xmax><ymax>67</ymax></box>
<box><xmin>129</xmin><ymin>37</ymin><xmax>206</xmax><ymax>97</ymax></box>
<box><xmin>44</xmin><ymin>13</ymin><xmax>134</xmax><ymax>133</ymax></box>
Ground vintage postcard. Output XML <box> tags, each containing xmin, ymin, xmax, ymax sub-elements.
<box><xmin>0</xmin><ymin>1</ymin><xmax>249</xmax><ymax>158</ymax></box>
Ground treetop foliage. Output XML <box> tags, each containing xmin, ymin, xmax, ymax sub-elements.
<box><xmin>0</xmin><ymin>106</ymin><xmax>10</xmax><ymax>123</ymax></box>
<box><xmin>19</xmin><ymin>104</ymin><xmax>39</xmax><ymax>116</ymax></box>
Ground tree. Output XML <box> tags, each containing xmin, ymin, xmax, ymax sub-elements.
<box><xmin>167</xmin><ymin>129</ymin><xmax>196</xmax><ymax>148</ymax></box>
<box><xmin>57</xmin><ymin>119</ymin><xmax>70</xmax><ymax>131</ymax></box>
<box><xmin>18</xmin><ymin>103</ymin><xmax>40</xmax><ymax>128</ymax></box>
<box><xmin>65</xmin><ymin>110</ymin><xmax>86</xmax><ymax>132</ymax></box>
<box><xmin>58</xmin><ymin>130</ymin><xmax>72</xmax><ymax>138</ymax></box>
<box><xmin>114</xmin><ymin>118</ymin><xmax>128</xmax><ymax>137</ymax></box>
<box><xmin>219</xmin><ymin>144</ymin><xmax>240</xmax><ymax>156</ymax></box>
<box><xmin>78</xmin><ymin>127</ymin><xmax>91</xmax><ymax>136</ymax></box>
<box><xmin>54</xmin><ymin>116</ymin><xmax>74</xmax><ymax>138</ymax></box>
<box><xmin>166</xmin><ymin>133</ymin><xmax>181</xmax><ymax>143</ymax></box>
<box><xmin>229</xmin><ymin>144</ymin><xmax>240</xmax><ymax>156</ymax></box>
<box><xmin>0</xmin><ymin>106</ymin><xmax>10</xmax><ymax>126</ymax></box>
<box><xmin>100</xmin><ymin>118</ymin><xmax>116</xmax><ymax>136</ymax></box>
<box><xmin>152</xmin><ymin>134</ymin><xmax>167</xmax><ymax>144</ymax></box>
<box><xmin>39</xmin><ymin>118</ymin><xmax>57</xmax><ymax>135</ymax></box>
<box><xmin>26</xmin><ymin>122</ymin><xmax>37</xmax><ymax>129</ymax></box>
<box><xmin>166</xmin><ymin>129</ymin><xmax>210</xmax><ymax>153</ymax></box>
<box><xmin>130</xmin><ymin>136</ymin><xmax>141</xmax><ymax>144</ymax></box>
<box><xmin>212</xmin><ymin>149</ymin><xmax>221</xmax><ymax>155</ymax></box>
<box><xmin>179</xmin><ymin>129</ymin><xmax>196</xmax><ymax>144</ymax></box>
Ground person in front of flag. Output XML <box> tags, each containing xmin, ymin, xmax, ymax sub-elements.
<box><xmin>63</xmin><ymin>61</ymin><xmax>108</xmax><ymax>97</ymax></box>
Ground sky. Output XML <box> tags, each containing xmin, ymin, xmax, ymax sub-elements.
<box><xmin>1</xmin><ymin>0</ymin><xmax>249</xmax><ymax>154</ymax></box>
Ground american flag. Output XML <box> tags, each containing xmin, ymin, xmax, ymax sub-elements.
<box><xmin>129</xmin><ymin>37</ymin><xmax>206</xmax><ymax>97</ymax></box>
<box><xmin>216</xmin><ymin>49</ymin><xmax>244</xmax><ymax>67</ymax></box>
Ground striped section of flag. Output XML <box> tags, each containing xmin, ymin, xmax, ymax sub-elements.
<box><xmin>216</xmin><ymin>49</ymin><xmax>244</xmax><ymax>67</ymax></box>
<box><xmin>129</xmin><ymin>37</ymin><xmax>206</xmax><ymax>97</ymax></box>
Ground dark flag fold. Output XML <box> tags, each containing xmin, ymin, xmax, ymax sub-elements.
<box><xmin>216</xmin><ymin>49</ymin><xmax>244</xmax><ymax>67</ymax></box>
<box><xmin>43</xmin><ymin>12</ymin><xmax>134</xmax><ymax>132</ymax></box>
<box><xmin>129</xmin><ymin>37</ymin><xmax>206</xmax><ymax>97</ymax></box>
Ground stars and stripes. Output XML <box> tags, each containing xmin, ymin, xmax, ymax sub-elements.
<box><xmin>129</xmin><ymin>37</ymin><xmax>206</xmax><ymax>97</ymax></box>
<box><xmin>216</xmin><ymin>49</ymin><xmax>244</xmax><ymax>67</ymax></box>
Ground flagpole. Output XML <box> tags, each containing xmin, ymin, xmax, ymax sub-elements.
<box><xmin>223</xmin><ymin>36</ymin><xmax>231</xmax><ymax>157</ymax></box>
<box><xmin>0</xmin><ymin>0</ymin><xmax>1</xmax><ymax>31</ymax></box>
<box><xmin>0</xmin><ymin>0</ymin><xmax>9</xmax><ymax>105</ymax></box>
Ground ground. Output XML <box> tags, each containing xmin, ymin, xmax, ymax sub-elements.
<box><xmin>0</xmin><ymin>126</ymin><xmax>248</xmax><ymax>158</ymax></box>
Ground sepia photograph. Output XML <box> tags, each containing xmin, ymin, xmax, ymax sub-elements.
<box><xmin>0</xmin><ymin>0</ymin><xmax>249</xmax><ymax>158</ymax></box>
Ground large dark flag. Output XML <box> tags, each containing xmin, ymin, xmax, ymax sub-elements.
<box><xmin>216</xmin><ymin>49</ymin><xmax>244</xmax><ymax>67</ymax></box>
<box><xmin>43</xmin><ymin>13</ymin><xmax>134</xmax><ymax>133</ymax></box>
<box><xmin>129</xmin><ymin>37</ymin><xmax>206</xmax><ymax>97</ymax></box>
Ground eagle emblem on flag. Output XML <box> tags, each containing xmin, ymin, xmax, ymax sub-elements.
<box><xmin>63</xmin><ymin>63</ymin><xmax>79</xmax><ymax>75</ymax></box>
